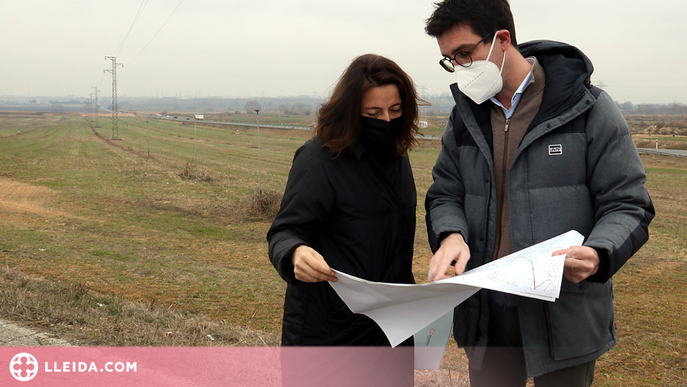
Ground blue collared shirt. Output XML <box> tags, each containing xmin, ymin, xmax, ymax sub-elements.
<box><xmin>491</xmin><ymin>57</ymin><xmax>536</xmax><ymax>119</ymax></box>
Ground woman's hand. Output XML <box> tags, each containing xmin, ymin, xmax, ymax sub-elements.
<box><xmin>292</xmin><ymin>245</ymin><xmax>338</xmax><ymax>283</ymax></box>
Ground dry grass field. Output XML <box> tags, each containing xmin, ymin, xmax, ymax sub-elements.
<box><xmin>0</xmin><ymin>112</ymin><xmax>684</xmax><ymax>385</ymax></box>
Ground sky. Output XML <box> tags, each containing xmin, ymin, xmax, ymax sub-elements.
<box><xmin>1</xmin><ymin>0</ymin><xmax>685</xmax><ymax>104</ymax></box>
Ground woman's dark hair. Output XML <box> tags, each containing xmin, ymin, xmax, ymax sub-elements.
<box><xmin>425</xmin><ymin>0</ymin><xmax>517</xmax><ymax>47</ymax></box>
<box><xmin>315</xmin><ymin>54</ymin><xmax>421</xmax><ymax>158</ymax></box>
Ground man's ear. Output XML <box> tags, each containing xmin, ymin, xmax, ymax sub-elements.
<box><xmin>496</xmin><ymin>29</ymin><xmax>511</xmax><ymax>51</ymax></box>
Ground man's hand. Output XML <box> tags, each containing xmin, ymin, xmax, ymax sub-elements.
<box><xmin>292</xmin><ymin>245</ymin><xmax>337</xmax><ymax>283</ymax></box>
<box><xmin>553</xmin><ymin>246</ymin><xmax>600</xmax><ymax>283</ymax></box>
<box><xmin>428</xmin><ymin>233</ymin><xmax>471</xmax><ymax>281</ymax></box>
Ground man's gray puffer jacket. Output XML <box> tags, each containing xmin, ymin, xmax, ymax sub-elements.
<box><xmin>425</xmin><ymin>40</ymin><xmax>654</xmax><ymax>377</ymax></box>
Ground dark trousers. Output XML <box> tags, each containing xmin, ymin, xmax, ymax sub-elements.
<box><xmin>468</xmin><ymin>292</ymin><xmax>595</xmax><ymax>387</ymax></box>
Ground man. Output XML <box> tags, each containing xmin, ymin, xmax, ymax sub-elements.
<box><xmin>423</xmin><ymin>1</ymin><xmax>654</xmax><ymax>386</ymax></box>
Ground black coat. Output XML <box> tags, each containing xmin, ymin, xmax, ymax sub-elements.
<box><xmin>267</xmin><ymin>138</ymin><xmax>416</xmax><ymax>346</ymax></box>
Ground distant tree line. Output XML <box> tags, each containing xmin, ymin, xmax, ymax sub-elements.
<box><xmin>244</xmin><ymin>100</ymin><xmax>314</xmax><ymax>115</ymax></box>
<box><xmin>4</xmin><ymin>95</ymin><xmax>685</xmax><ymax>117</ymax></box>
<box><xmin>616</xmin><ymin>101</ymin><xmax>687</xmax><ymax>115</ymax></box>
<box><xmin>277</xmin><ymin>102</ymin><xmax>312</xmax><ymax>115</ymax></box>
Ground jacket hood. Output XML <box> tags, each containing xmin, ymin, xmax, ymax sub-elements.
<box><xmin>517</xmin><ymin>40</ymin><xmax>595</xmax><ymax>125</ymax></box>
<box><xmin>518</xmin><ymin>40</ymin><xmax>594</xmax><ymax>86</ymax></box>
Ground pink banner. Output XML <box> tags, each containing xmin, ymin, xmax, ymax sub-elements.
<box><xmin>1</xmin><ymin>347</ymin><xmax>414</xmax><ymax>386</ymax></box>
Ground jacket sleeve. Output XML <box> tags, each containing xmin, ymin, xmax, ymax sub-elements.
<box><xmin>425</xmin><ymin>107</ymin><xmax>471</xmax><ymax>249</ymax></box>
<box><xmin>266</xmin><ymin>142</ymin><xmax>335</xmax><ymax>284</ymax></box>
<box><xmin>583</xmin><ymin>91</ymin><xmax>655</xmax><ymax>282</ymax></box>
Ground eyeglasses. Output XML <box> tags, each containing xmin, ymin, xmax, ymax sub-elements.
<box><xmin>439</xmin><ymin>31</ymin><xmax>495</xmax><ymax>73</ymax></box>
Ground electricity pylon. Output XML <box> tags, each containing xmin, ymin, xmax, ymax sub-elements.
<box><xmin>104</xmin><ymin>56</ymin><xmax>123</xmax><ymax>139</ymax></box>
<box><xmin>92</xmin><ymin>86</ymin><xmax>99</xmax><ymax>127</ymax></box>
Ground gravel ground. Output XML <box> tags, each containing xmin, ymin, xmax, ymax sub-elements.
<box><xmin>0</xmin><ymin>319</ymin><xmax>71</xmax><ymax>346</ymax></box>
<box><xmin>414</xmin><ymin>369</ymin><xmax>468</xmax><ymax>386</ymax></box>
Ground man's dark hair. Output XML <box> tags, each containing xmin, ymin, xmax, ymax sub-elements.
<box><xmin>425</xmin><ymin>0</ymin><xmax>518</xmax><ymax>46</ymax></box>
<box><xmin>315</xmin><ymin>54</ymin><xmax>420</xmax><ymax>158</ymax></box>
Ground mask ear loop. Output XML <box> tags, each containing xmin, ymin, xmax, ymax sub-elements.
<box><xmin>485</xmin><ymin>32</ymin><xmax>499</xmax><ymax>62</ymax></box>
<box><xmin>486</xmin><ymin>31</ymin><xmax>507</xmax><ymax>75</ymax></box>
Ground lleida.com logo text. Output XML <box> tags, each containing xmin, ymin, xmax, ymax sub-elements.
<box><xmin>9</xmin><ymin>352</ymin><xmax>137</xmax><ymax>382</ymax></box>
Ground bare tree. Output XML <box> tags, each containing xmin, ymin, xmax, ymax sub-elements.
<box><xmin>245</xmin><ymin>100</ymin><xmax>261</xmax><ymax>114</ymax></box>
<box><xmin>636</xmin><ymin>104</ymin><xmax>655</xmax><ymax>115</ymax></box>
<box><xmin>293</xmin><ymin>102</ymin><xmax>306</xmax><ymax>115</ymax></box>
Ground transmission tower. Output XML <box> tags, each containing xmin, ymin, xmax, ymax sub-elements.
<box><xmin>89</xmin><ymin>93</ymin><xmax>94</xmax><ymax>118</ymax></box>
<box><xmin>104</xmin><ymin>56</ymin><xmax>123</xmax><ymax>139</ymax></box>
<box><xmin>419</xmin><ymin>84</ymin><xmax>428</xmax><ymax>99</ymax></box>
<box><xmin>92</xmin><ymin>86</ymin><xmax>99</xmax><ymax>127</ymax></box>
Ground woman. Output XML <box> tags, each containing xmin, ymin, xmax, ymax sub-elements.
<box><xmin>267</xmin><ymin>54</ymin><xmax>422</xmax><ymax>347</ymax></box>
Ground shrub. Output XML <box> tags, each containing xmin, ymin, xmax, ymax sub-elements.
<box><xmin>246</xmin><ymin>189</ymin><xmax>281</xmax><ymax>220</ymax></box>
<box><xmin>179</xmin><ymin>162</ymin><xmax>213</xmax><ymax>182</ymax></box>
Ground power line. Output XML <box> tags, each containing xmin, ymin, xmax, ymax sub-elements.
<box><xmin>126</xmin><ymin>0</ymin><xmax>185</xmax><ymax>66</ymax></box>
<box><xmin>114</xmin><ymin>0</ymin><xmax>150</xmax><ymax>57</ymax></box>
<box><xmin>97</xmin><ymin>57</ymin><xmax>108</xmax><ymax>92</ymax></box>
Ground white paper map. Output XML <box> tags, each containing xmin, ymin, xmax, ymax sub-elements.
<box><xmin>329</xmin><ymin>230</ymin><xmax>584</xmax><ymax>347</ymax></box>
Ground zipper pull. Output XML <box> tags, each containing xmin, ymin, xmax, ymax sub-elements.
<box><xmin>504</xmin><ymin>118</ymin><xmax>510</xmax><ymax>132</ymax></box>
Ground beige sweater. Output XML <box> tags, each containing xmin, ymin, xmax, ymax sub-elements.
<box><xmin>490</xmin><ymin>59</ymin><xmax>546</xmax><ymax>260</ymax></box>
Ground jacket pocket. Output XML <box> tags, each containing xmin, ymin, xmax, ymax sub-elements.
<box><xmin>546</xmin><ymin>280</ymin><xmax>615</xmax><ymax>360</ymax></box>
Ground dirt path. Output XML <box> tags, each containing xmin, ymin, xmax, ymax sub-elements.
<box><xmin>0</xmin><ymin>178</ymin><xmax>77</xmax><ymax>226</ymax></box>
